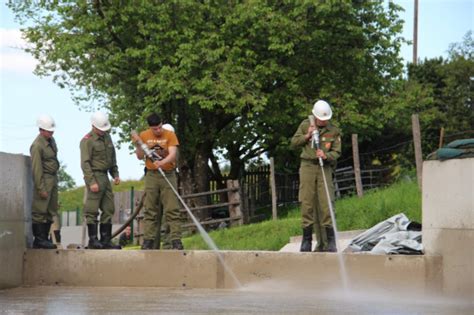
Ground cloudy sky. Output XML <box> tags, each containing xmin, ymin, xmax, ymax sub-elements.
<box><xmin>0</xmin><ymin>0</ymin><xmax>472</xmax><ymax>186</ymax></box>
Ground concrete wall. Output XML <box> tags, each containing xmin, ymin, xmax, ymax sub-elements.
<box><xmin>0</xmin><ymin>152</ymin><xmax>33</xmax><ymax>289</ymax></box>
<box><xmin>23</xmin><ymin>250</ymin><xmax>442</xmax><ymax>294</ymax></box>
<box><xmin>422</xmin><ymin>158</ymin><xmax>474</xmax><ymax>298</ymax></box>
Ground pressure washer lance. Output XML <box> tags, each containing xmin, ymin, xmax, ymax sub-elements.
<box><xmin>130</xmin><ymin>130</ymin><xmax>243</xmax><ymax>287</ymax></box>
<box><xmin>131</xmin><ymin>131</ymin><xmax>164</xmax><ymax>162</ymax></box>
<box><xmin>310</xmin><ymin>118</ymin><xmax>324</xmax><ymax>167</ymax></box>
<box><xmin>308</xmin><ymin>115</ymin><xmax>339</xmax><ymax>253</ymax></box>
<box><xmin>130</xmin><ymin>130</ymin><xmax>207</xmax><ymax>243</ymax></box>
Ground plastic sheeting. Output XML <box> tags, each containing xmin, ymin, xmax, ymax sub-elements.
<box><xmin>346</xmin><ymin>213</ymin><xmax>423</xmax><ymax>255</ymax></box>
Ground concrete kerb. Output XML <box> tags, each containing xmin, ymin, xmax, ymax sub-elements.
<box><xmin>23</xmin><ymin>249</ymin><xmax>443</xmax><ymax>294</ymax></box>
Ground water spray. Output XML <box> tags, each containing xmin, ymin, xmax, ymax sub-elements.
<box><xmin>308</xmin><ymin>116</ymin><xmax>349</xmax><ymax>291</ymax></box>
<box><xmin>131</xmin><ymin>130</ymin><xmax>242</xmax><ymax>288</ymax></box>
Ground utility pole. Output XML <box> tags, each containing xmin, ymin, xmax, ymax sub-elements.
<box><xmin>352</xmin><ymin>134</ymin><xmax>363</xmax><ymax>197</ymax></box>
<box><xmin>270</xmin><ymin>157</ymin><xmax>278</xmax><ymax>220</ymax></box>
<box><xmin>412</xmin><ymin>114</ymin><xmax>423</xmax><ymax>189</ymax></box>
<box><xmin>413</xmin><ymin>0</ymin><xmax>419</xmax><ymax>65</ymax></box>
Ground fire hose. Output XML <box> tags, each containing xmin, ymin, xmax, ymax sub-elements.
<box><xmin>111</xmin><ymin>192</ymin><xmax>145</xmax><ymax>239</ymax></box>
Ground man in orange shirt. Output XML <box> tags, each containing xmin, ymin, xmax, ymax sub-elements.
<box><xmin>132</xmin><ymin>113</ymin><xmax>183</xmax><ymax>250</ymax></box>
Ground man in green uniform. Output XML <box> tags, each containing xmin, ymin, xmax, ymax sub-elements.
<box><xmin>30</xmin><ymin>114</ymin><xmax>60</xmax><ymax>249</ymax></box>
<box><xmin>131</xmin><ymin>113</ymin><xmax>183</xmax><ymax>250</ymax></box>
<box><xmin>157</xmin><ymin>123</ymin><xmax>176</xmax><ymax>250</ymax></box>
<box><xmin>291</xmin><ymin>100</ymin><xmax>341</xmax><ymax>252</ymax></box>
<box><xmin>80</xmin><ymin>111</ymin><xmax>121</xmax><ymax>249</ymax></box>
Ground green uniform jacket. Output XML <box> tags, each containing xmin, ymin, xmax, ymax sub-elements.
<box><xmin>80</xmin><ymin>131</ymin><xmax>119</xmax><ymax>186</ymax></box>
<box><xmin>290</xmin><ymin>118</ymin><xmax>342</xmax><ymax>167</ymax></box>
<box><xmin>30</xmin><ymin>135</ymin><xmax>59</xmax><ymax>192</ymax></box>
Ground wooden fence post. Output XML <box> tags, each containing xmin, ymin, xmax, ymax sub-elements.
<box><xmin>412</xmin><ymin>114</ymin><xmax>423</xmax><ymax>189</ymax></box>
<box><xmin>227</xmin><ymin>180</ymin><xmax>243</xmax><ymax>226</ymax></box>
<box><xmin>270</xmin><ymin>157</ymin><xmax>278</xmax><ymax>220</ymax></box>
<box><xmin>439</xmin><ymin>127</ymin><xmax>445</xmax><ymax>149</ymax></box>
<box><xmin>352</xmin><ymin>134</ymin><xmax>364</xmax><ymax>197</ymax></box>
<box><xmin>130</xmin><ymin>186</ymin><xmax>134</xmax><ymax>243</ymax></box>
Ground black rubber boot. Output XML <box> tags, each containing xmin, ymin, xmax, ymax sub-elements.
<box><xmin>54</xmin><ymin>230</ymin><xmax>61</xmax><ymax>244</ymax></box>
<box><xmin>313</xmin><ymin>243</ymin><xmax>325</xmax><ymax>252</ymax></box>
<box><xmin>300</xmin><ymin>226</ymin><xmax>312</xmax><ymax>252</ymax></box>
<box><xmin>87</xmin><ymin>224</ymin><xmax>104</xmax><ymax>249</ymax></box>
<box><xmin>32</xmin><ymin>223</ymin><xmax>57</xmax><ymax>249</ymax></box>
<box><xmin>141</xmin><ymin>239</ymin><xmax>154</xmax><ymax>250</ymax></box>
<box><xmin>171</xmin><ymin>239</ymin><xmax>184</xmax><ymax>250</ymax></box>
<box><xmin>100</xmin><ymin>223</ymin><xmax>122</xmax><ymax>249</ymax></box>
<box><xmin>326</xmin><ymin>226</ymin><xmax>337</xmax><ymax>252</ymax></box>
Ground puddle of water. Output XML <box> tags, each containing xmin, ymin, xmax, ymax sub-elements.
<box><xmin>0</xmin><ymin>286</ymin><xmax>472</xmax><ymax>315</ymax></box>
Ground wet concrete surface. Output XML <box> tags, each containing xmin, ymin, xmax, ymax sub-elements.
<box><xmin>0</xmin><ymin>286</ymin><xmax>472</xmax><ymax>314</ymax></box>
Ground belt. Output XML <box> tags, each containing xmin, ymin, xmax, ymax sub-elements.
<box><xmin>92</xmin><ymin>170</ymin><xmax>108</xmax><ymax>174</ymax></box>
<box><xmin>301</xmin><ymin>159</ymin><xmax>320</xmax><ymax>165</ymax></box>
<box><xmin>146</xmin><ymin>169</ymin><xmax>175</xmax><ymax>174</ymax></box>
<box><xmin>301</xmin><ymin>159</ymin><xmax>334</xmax><ymax>168</ymax></box>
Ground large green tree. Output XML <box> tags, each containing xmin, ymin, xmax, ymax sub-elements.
<box><xmin>407</xmin><ymin>31</ymin><xmax>474</xmax><ymax>137</ymax></box>
<box><xmin>9</xmin><ymin>1</ymin><xmax>406</xmax><ymax>193</ymax></box>
<box><xmin>356</xmin><ymin>31</ymin><xmax>474</xmax><ymax>174</ymax></box>
<box><xmin>58</xmin><ymin>161</ymin><xmax>76</xmax><ymax>192</ymax></box>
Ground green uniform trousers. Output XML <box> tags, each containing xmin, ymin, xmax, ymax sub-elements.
<box><xmin>32</xmin><ymin>174</ymin><xmax>58</xmax><ymax>224</ymax></box>
<box><xmin>84</xmin><ymin>172</ymin><xmax>115</xmax><ymax>224</ymax></box>
<box><xmin>144</xmin><ymin>170</ymin><xmax>181</xmax><ymax>241</ymax></box>
<box><xmin>298</xmin><ymin>160</ymin><xmax>335</xmax><ymax>249</ymax></box>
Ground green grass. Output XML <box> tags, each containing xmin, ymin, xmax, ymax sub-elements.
<box><xmin>59</xmin><ymin>180</ymin><xmax>144</xmax><ymax>211</ymax></box>
<box><xmin>61</xmin><ymin>178</ymin><xmax>421</xmax><ymax>251</ymax></box>
<box><xmin>183</xmin><ymin>179</ymin><xmax>421</xmax><ymax>251</ymax></box>
<box><xmin>183</xmin><ymin>218</ymin><xmax>302</xmax><ymax>251</ymax></box>
<box><xmin>336</xmin><ymin>179</ymin><xmax>421</xmax><ymax>231</ymax></box>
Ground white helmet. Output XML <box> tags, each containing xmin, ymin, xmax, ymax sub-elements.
<box><xmin>162</xmin><ymin>123</ymin><xmax>175</xmax><ymax>133</ymax></box>
<box><xmin>36</xmin><ymin>114</ymin><xmax>56</xmax><ymax>131</ymax></box>
<box><xmin>312</xmin><ymin>100</ymin><xmax>332</xmax><ymax>121</ymax></box>
<box><xmin>91</xmin><ymin>111</ymin><xmax>111</xmax><ymax>131</ymax></box>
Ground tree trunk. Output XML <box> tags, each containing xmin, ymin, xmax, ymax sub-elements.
<box><xmin>193</xmin><ymin>142</ymin><xmax>211</xmax><ymax>220</ymax></box>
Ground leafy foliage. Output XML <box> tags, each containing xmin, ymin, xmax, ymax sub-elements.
<box><xmin>346</xmin><ymin>32</ymin><xmax>474</xmax><ymax>172</ymax></box>
<box><xmin>8</xmin><ymin>1</ymin><xmax>406</xmax><ymax>188</ymax></box>
<box><xmin>57</xmin><ymin>161</ymin><xmax>76</xmax><ymax>192</ymax></box>
<box><xmin>378</xmin><ymin>31</ymin><xmax>474</xmax><ymax>165</ymax></box>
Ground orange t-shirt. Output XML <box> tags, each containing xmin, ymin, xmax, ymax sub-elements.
<box><xmin>139</xmin><ymin>128</ymin><xmax>179</xmax><ymax>171</ymax></box>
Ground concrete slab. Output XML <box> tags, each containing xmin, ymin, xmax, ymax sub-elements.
<box><xmin>423</xmin><ymin>159</ymin><xmax>474</xmax><ymax>230</ymax></box>
<box><xmin>280</xmin><ymin>230</ymin><xmax>364</xmax><ymax>252</ymax></box>
<box><xmin>24</xmin><ymin>249</ymin><xmax>220</xmax><ymax>288</ymax></box>
<box><xmin>223</xmin><ymin>251</ymin><xmax>442</xmax><ymax>294</ymax></box>
<box><xmin>423</xmin><ymin>158</ymin><xmax>474</xmax><ymax>298</ymax></box>
<box><xmin>1</xmin><ymin>286</ymin><xmax>473</xmax><ymax>315</ymax></box>
<box><xmin>0</xmin><ymin>152</ymin><xmax>32</xmax><ymax>289</ymax></box>
<box><xmin>23</xmin><ymin>249</ymin><xmax>442</xmax><ymax>295</ymax></box>
<box><xmin>423</xmin><ymin>229</ymin><xmax>474</xmax><ymax>297</ymax></box>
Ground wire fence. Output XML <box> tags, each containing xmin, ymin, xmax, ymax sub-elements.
<box><xmin>60</xmin><ymin>128</ymin><xmax>472</xmax><ymax>227</ymax></box>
